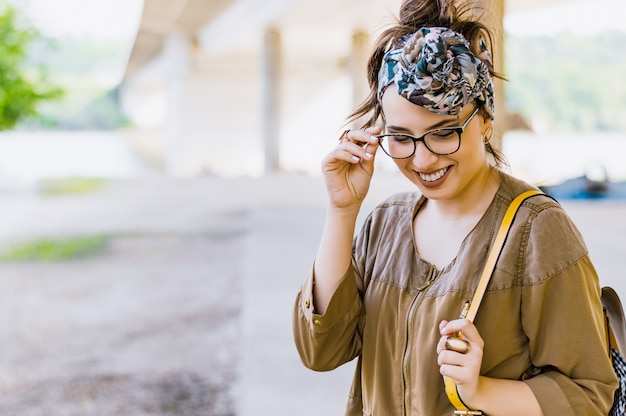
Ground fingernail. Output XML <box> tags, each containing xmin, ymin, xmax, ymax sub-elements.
<box><xmin>365</xmin><ymin>152</ymin><xmax>373</xmax><ymax>159</ymax></box>
<box><xmin>352</xmin><ymin>156</ymin><xmax>360</xmax><ymax>162</ymax></box>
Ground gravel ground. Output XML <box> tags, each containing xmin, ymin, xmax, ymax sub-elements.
<box><xmin>0</xmin><ymin>229</ymin><xmax>243</xmax><ymax>415</ymax></box>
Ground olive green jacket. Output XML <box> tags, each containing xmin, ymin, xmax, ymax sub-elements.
<box><xmin>293</xmin><ymin>172</ymin><xmax>617</xmax><ymax>415</ymax></box>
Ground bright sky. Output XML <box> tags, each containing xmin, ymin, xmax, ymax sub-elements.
<box><xmin>11</xmin><ymin>0</ymin><xmax>144</xmax><ymax>88</ymax></box>
<box><xmin>10</xmin><ymin>0</ymin><xmax>626</xmax><ymax>41</ymax></box>
<box><xmin>505</xmin><ymin>0</ymin><xmax>626</xmax><ymax>36</ymax></box>
<box><xmin>17</xmin><ymin>0</ymin><xmax>143</xmax><ymax>40</ymax></box>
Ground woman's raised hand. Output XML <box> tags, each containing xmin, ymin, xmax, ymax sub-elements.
<box><xmin>321</xmin><ymin>126</ymin><xmax>381</xmax><ymax>210</ymax></box>
<box><xmin>437</xmin><ymin>319</ymin><xmax>485</xmax><ymax>407</ymax></box>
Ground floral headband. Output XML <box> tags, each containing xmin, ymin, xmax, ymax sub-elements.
<box><xmin>378</xmin><ymin>27</ymin><xmax>495</xmax><ymax>119</ymax></box>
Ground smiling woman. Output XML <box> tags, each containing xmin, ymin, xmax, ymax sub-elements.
<box><xmin>292</xmin><ymin>0</ymin><xmax>618</xmax><ymax>414</ymax></box>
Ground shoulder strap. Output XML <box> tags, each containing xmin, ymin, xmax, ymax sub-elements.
<box><xmin>464</xmin><ymin>189</ymin><xmax>543</xmax><ymax>322</ymax></box>
<box><xmin>602</xmin><ymin>286</ymin><xmax>626</xmax><ymax>356</ymax></box>
<box><xmin>444</xmin><ymin>189</ymin><xmax>543</xmax><ymax>415</ymax></box>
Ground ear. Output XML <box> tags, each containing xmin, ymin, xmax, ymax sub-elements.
<box><xmin>481</xmin><ymin>117</ymin><xmax>493</xmax><ymax>144</ymax></box>
<box><xmin>481</xmin><ymin>117</ymin><xmax>493</xmax><ymax>136</ymax></box>
<box><xmin>483</xmin><ymin>126</ymin><xmax>493</xmax><ymax>144</ymax></box>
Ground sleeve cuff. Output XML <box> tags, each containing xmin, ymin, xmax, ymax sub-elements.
<box><xmin>299</xmin><ymin>265</ymin><xmax>360</xmax><ymax>334</ymax></box>
<box><xmin>524</xmin><ymin>373</ymin><xmax>575</xmax><ymax>415</ymax></box>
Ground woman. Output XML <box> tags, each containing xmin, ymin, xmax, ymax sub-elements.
<box><xmin>292</xmin><ymin>0</ymin><xmax>617</xmax><ymax>414</ymax></box>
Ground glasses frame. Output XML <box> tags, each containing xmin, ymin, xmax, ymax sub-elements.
<box><xmin>375</xmin><ymin>107</ymin><xmax>481</xmax><ymax>159</ymax></box>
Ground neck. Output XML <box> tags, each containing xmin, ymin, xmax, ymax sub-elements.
<box><xmin>429</xmin><ymin>165</ymin><xmax>501</xmax><ymax>220</ymax></box>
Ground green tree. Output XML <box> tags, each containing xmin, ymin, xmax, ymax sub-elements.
<box><xmin>0</xmin><ymin>3</ymin><xmax>61</xmax><ymax>130</ymax></box>
<box><xmin>505</xmin><ymin>32</ymin><xmax>626</xmax><ymax>133</ymax></box>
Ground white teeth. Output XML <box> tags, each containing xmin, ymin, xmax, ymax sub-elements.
<box><xmin>419</xmin><ymin>167</ymin><xmax>448</xmax><ymax>182</ymax></box>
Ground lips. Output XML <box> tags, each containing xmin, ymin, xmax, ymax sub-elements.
<box><xmin>419</xmin><ymin>166</ymin><xmax>449</xmax><ymax>182</ymax></box>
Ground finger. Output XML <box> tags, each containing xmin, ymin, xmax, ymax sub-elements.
<box><xmin>342</xmin><ymin>127</ymin><xmax>382</xmax><ymax>147</ymax></box>
<box><xmin>441</xmin><ymin>318</ymin><xmax>471</xmax><ymax>334</ymax></box>
<box><xmin>361</xmin><ymin>142</ymin><xmax>378</xmax><ymax>161</ymax></box>
<box><xmin>437</xmin><ymin>334</ymin><xmax>471</xmax><ymax>354</ymax></box>
<box><xmin>438</xmin><ymin>349</ymin><xmax>469</xmax><ymax>367</ymax></box>
<box><xmin>436</xmin><ymin>331</ymin><xmax>451</xmax><ymax>353</ymax></box>
<box><xmin>438</xmin><ymin>351</ymin><xmax>483</xmax><ymax>385</ymax></box>
<box><xmin>331</xmin><ymin>148</ymin><xmax>369</xmax><ymax>164</ymax></box>
<box><xmin>323</xmin><ymin>148</ymin><xmax>360</xmax><ymax>169</ymax></box>
<box><xmin>439</xmin><ymin>320</ymin><xmax>449</xmax><ymax>334</ymax></box>
<box><xmin>439</xmin><ymin>361</ymin><xmax>475</xmax><ymax>381</ymax></box>
<box><xmin>441</xmin><ymin>318</ymin><xmax>480</xmax><ymax>340</ymax></box>
<box><xmin>335</xmin><ymin>142</ymin><xmax>376</xmax><ymax>164</ymax></box>
<box><xmin>445</xmin><ymin>336</ymin><xmax>471</xmax><ymax>354</ymax></box>
<box><xmin>438</xmin><ymin>345</ymin><xmax>482</xmax><ymax>373</ymax></box>
<box><xmin>332</xmin><ymin>127</ymin><xmax>381</xmax><ymax>167</ymax></box>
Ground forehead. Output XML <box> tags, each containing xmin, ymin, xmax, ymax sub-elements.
<box><xmin>380</xmin><ymin>87</ymin><xmax>468</xmax><ymax>129</ymax></box>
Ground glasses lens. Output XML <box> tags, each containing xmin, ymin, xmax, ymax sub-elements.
<box><xmin>424</xmin><ymin>129</ymin><xmax>460</xmax><ymax>155</ymax></box>
<box><xmin>378</xmin><ymin>130</ymin><xmax>461</xmax><ymax>158</ymax></box>
<box><xmin>378</xmin><ymin>135</ymin><xmax>415</xmax><ymax>159</ymax></box>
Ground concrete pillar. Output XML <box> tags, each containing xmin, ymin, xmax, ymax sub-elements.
<box><xmin>262</xmin><ymin>27</ymin><xmax>282</xmax><ymax>173</ymax></box>
<box><xmin>346</xmin><ymin>7</ymin><xmax>507</xmax><ymax>141</ymax></box>
<box><xmin>164</xmin><ymin>33</ymin><xmax>191</xmax><ymax>176</ymax></box>
<box><xmin>458</xmin><ymin>0</ymin><xmax>506</xmax><ymax>149</ymax></box>
<box><xmin>350</xmin><ymin>30</ymin><xmax>369</xmax><ymax>111</ymax></box>
<box><xmin>489</xmin><ymin>0</ymin><xmax>506</xmax><ymax>151</ymax></box>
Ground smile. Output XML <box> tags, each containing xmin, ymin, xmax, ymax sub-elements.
<box><xmin>419</xmin><ymin>167</ymin><xmax>449</xmax><ymax>182</ymax></box>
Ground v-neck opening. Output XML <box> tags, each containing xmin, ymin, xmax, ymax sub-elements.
<box><xmin>409</xmin><ymin>172</ymin><xmax>503</xmax><ymax>274</ymax></box>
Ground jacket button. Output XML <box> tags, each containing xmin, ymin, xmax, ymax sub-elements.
<box><xmin>313</xmin><ymin>319</ymin><xmax>321</xmax><ymax>326</ymax></box>
<box><xmin>305</xmin><ymin>299</ymin><xmax>311</xmax><ymax>308</ymax></box>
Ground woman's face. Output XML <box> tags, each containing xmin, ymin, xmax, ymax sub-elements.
<box><xmin>380</xmin><ymin>87</ymin><xmax>492</xmax><ymax>201</ymax></box>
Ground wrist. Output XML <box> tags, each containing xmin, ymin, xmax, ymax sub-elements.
<box><xmin>457</xmin><ymin>376</ymin><xmax>542</xmax><ymax>416</ymax></box>
<box><xmin>457</xmin><ymin>376</ymin><xmax>487</xmax><ymax>413</ymax></box>
<box><xmin>327</xmin><ymin>203</ymin><xmax>362</xmax><ymax>219</ymax></box>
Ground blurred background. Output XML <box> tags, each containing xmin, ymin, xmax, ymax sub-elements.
<box><xmin>0</xmin><ymin>0</ymin><xmax>625</xmax><ymax>415</ymax></box>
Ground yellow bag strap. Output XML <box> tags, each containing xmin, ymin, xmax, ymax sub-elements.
<box><xmin>444</xmin><ymin>190</ymin><xmax>543</xmax><ymax>415</ymax></box>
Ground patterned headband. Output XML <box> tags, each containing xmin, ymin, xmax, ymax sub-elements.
<box><xmin>378</xmin><ymin>27</ymin><xmax>495</xmax><ymax>119</ymax></box>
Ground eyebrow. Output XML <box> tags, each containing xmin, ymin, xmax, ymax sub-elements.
<box><xmin>387</xmin><ymin>117</ymin><xmax>458</xmax><ymax>133</ymax></box>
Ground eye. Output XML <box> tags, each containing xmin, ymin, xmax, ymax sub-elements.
<box><xmin>389</xmin><ymin>134</ymin><xmax>413</xmax><ymax>144</ymax></box>
<box><xmin>428</xmin><ymin>129</ymin><xmax>456</xmax><ymax>139</ymax></box>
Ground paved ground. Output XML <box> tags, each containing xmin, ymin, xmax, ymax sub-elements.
<box><xmin>0</xmin><ymin>172</ymin><xmax>625</xmax><ymax>415</ymax></box>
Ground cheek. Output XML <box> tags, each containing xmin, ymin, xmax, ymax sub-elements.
<box><xmin>457</xmin><ymin>133</ymin><xmax>489</xmax><ymax>162</ymax></box>
<box><xmin>393</xmin><ymin>158</ymin><xmax>408</xmax><ymax>171</ymax></box>
<box><xmin>461</xmin><ymin>121</ymin><xmax>489</xmax><ymax>153</ymax></box>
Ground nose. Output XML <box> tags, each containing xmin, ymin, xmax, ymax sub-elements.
<box><xmin>411</xmin><ymin>141</ymin><xmax>439</xmax><ymax>169</ymax></box>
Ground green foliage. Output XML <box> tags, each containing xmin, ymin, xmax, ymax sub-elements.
<box><xmin>37</xmin><ymin>177</ymin><xmax>106</xmax><ymax>196</ymax></box>
<box><xmin>0</xmin><ymin>235</ymin><xmax>108</xmax><ymax>262</ymax></box>
<box><xmin>58</xmin><ymin>88</ymin><xmax>130</xmax><ymax>130</ymax></box>
<box><xmin>19</xmin><ymin>36</ymin><xmax>130</xmax><ymax>130</ymax></box>
<box><xmin>0</xmin><ymin>3</ymin><xmax>62</xmax><ymax>130</ymax></box>
<box><xmin>505</xmin><ymin>32</ymin><xmax>626</xmax><ymax>132</ymax></box>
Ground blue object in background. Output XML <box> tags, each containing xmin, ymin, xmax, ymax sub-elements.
<box><xmin>540</xmin><ymin>175</ymin><xmax>626</xmax><ymax>200</ymax></box>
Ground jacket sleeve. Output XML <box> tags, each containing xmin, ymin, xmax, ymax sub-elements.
<box><xmin>520</xmin><ymin>207</ymin><xmax>618</xmax><ymax>415</ymax></box>
<box><xmin>292</xmin><ymin>210</ymin><xmax>379</xmax><ymax>372</ymax></box>
<box><xmin>292</xmin><ymin>265</ymin><xmax>364</xmax><ymax>372</ymax></box>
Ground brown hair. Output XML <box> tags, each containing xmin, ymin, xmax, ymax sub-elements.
<box><xmin>349</xmin><ymin>0</ymin><xmax>498</xmax><ymax>128</ymax></box>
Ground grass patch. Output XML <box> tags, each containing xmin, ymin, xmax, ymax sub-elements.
<box><xmin>38</xmin><ymin>178</ymin><xmax>106</xmax><ymax>196</ymax></box>
<box><xmin>0</xmin><ymin>235</ymin><xmax>108</xmax><ymax>262</ymax></box>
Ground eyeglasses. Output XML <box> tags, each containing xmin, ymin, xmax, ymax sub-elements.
<box><xmin>375</xmin><ymin>107</ymin><xmax>480</xmax><ymax>159</ymax></box>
